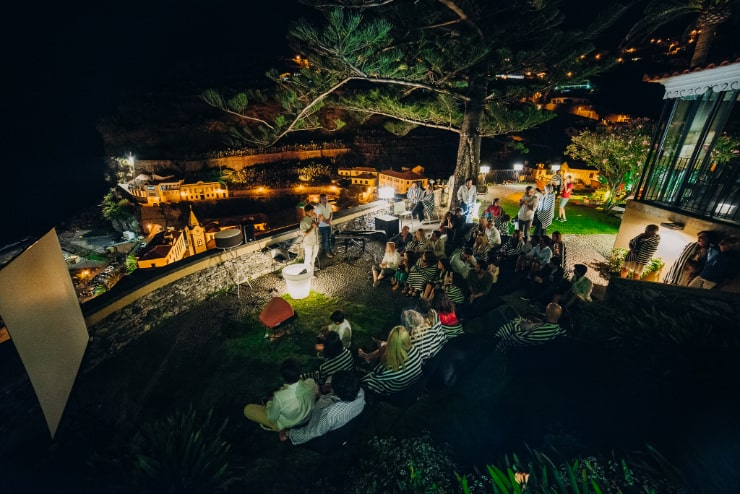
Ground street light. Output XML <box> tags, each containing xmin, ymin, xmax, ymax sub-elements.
<box><xmin>479</xmin><ymin>165</ymin><xmax>490</xmax><ymax>184</ymax></box>
<box><xmin>551</xmin><ymin>164</ymin><xmax>561</xmax><ymax>172</ymax></box>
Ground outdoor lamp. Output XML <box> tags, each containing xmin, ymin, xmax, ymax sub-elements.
<box><xmin>282</xmin><ymin>264</ymin><xmax>313</xmax><ymax>299</ymax></box>
<box><xmin>513</xmin><ymin>163</ymin><xmax>523</xmax><ymax>171</ymax></box>
<box><xmin>551</xmin><ymin>164</ymin><xmax>561</xmax><ymax>172</ymax></box>
<box><xmin>480</xmin><ymin>165</ymin><xmax>490</xmax><ymax>175</ymax></box>
<box><xmin>379</xmin><ymin>186</ymin><xmax>395</xmax><ymax>200</ymax></box>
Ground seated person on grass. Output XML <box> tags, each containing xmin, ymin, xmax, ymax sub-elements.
<box><xmin>279</xmin><ymin>370</ymin><xmax>366</xmax><ymax>445</ymax></box>
<box><xmin>488</xmin><ymin>303</ymin><xmax>565</xmax><ymax>353</ymax></box>
<box><xmin>244</xmin><ymin>358</ymin><xmax>319</xmax><ymax>432</ymax></box>
<box><xmin>360</xmin><ymin>326</ymin><xmax>424</xmax><ymax>398</ymax></box>
<box><xmin>553</xmin><ymin>263</ymin><xmax>592</xmax><ymax>309</ymax></box>
<box><xmin>315</xmin><ymin>309</ymin><xmax>352</xmax><ymax>352</ymax></box>
<box><xmin>521</xmin><ymin>256</ymin><xmax>566</xmax><ymax>306</ymax></box>
<box><xmin>303</xmin><ymin>331</ymin><xmax>355</xmax><ymax>394</ymax></box>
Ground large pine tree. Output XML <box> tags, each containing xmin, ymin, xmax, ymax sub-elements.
<box><xmin>202</xmin><ymin>0</ymin><xmax>628</xmax><ymax>210</ymax></box>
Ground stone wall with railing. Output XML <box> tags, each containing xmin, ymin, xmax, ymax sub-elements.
<box><xmin>79</xmin><ymin>201</ymin><xmax>388</xmax><ymax>372</ymax></box>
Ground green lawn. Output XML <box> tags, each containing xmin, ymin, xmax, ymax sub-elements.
<box><xmin>493</xmin><ymin>191</ymin><xmax>620</xmax><ymax>235</ymax></box>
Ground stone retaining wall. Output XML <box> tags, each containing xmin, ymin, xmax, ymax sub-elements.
<box><xmin>80</xmin><ymin>202</ymin><xmax>387</xmax><ymax>372</ymax></box>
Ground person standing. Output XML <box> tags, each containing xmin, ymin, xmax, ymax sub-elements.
<box><xmin>663</xmin><ymin>231</ymin><xmax>714</xmax><ymax>286</ymax></box>
<box><xmin>300</xmin><ymin>204</ymin><xmax>320</xmax><ymax>273</ymax></box>
<box><xmin>315</xmin><ymin>193</ymin><xmax>335</xmax><ymax>258</ymax></box>
<box><xmin>551</xmin><ymin>170</ymin><xmax>562</xmax><ymax>197</ymax></box>
<box><xmin>620</xmin><ymin>224</ymin><xmax>661</xmax><ymax>280</ymax></box>
<box><xmin>456</xmin><ymin>177</ymin><xmax>477</xmax><ymax>223</ymax></box>
<box><xmin>557</xmin><ymin>175</ymin><xmax>573</xmax><ymax>222</ymax></box>
<box><xmin>534</xmin><ymin>184</ymin><xmax>556</xmax><ymax>236</ymax></box>
<box><xmin>418</xmin><ymin>183</ymin><xmax>435</xmax><ymax>223</ymax></box>
<box><xmin>516</xmin><ymin>185</ymin><xmax>539</xmax><ymax>243</ymax></box>
<box><xmin>406</xmin><ymin>182</ymin><xmax>422</xmax><ymax>219</ymax></box>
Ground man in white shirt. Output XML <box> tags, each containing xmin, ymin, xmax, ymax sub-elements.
<box><xmin>315</xmin><ymin>193</ymin><xmax>335</xmax><ymax>258</ymax></box>
<box><xmin>516</xmin><ymin>186</ymin><xmax>539</xmax><ymax>243</ymax></box>
<box><xmin>456</xmin><ymin>177</ymin><xmax>478</xmax><ymax>222</ymax></box>
<box><xmin>300</xmin><ymin>204</ymin><xmax>320</xmax><ymax>273</ymax></box>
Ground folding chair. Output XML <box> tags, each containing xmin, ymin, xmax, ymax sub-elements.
<box><xmin>259</xmin><ymin>297</ymin><xmax>298</xmax><ymax>344</ymax></box>
<box><xmin>393</xmin><ymin>200</ymin><xmax>414</xmax><ymax>230</ymax></box>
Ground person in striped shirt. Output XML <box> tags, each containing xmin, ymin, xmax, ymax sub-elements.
<box><xmin>302</xmin><ymin>331</ymin><xmax>355</xmax><ymax>394</ymax></box>
<box><xmin>402</xmin><ymin>309</ymin><xmax>447</xmax><ymax>363</ymax></box>
<box><xmin>361</xmin><ymin>326</ymin><xmax>424</xmax><ymax>397</ymax></box>
<box><xmin>620</xmin><ymin>224</ymin><xmax>661</xmax><ymax>280</ymax></box>
<box><xmin>490</xmin><ymin>303</ymin><xmax>564</xmax><ymax>352</ymax></box>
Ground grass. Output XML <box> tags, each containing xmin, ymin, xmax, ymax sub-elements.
<box><xmin>488</xmin><ymin>189</ymin><xmax>620</xmax><ymax>235</ymax></box>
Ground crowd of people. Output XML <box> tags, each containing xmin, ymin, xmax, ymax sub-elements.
<box><xmin>246</xmin><ymin>179</ymin><xmax>594</xmax><ymax>449</ymax></box>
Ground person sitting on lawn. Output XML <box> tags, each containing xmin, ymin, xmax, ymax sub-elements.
<box><xmin>489</xmin><ymin>302</ymin><xmax>565</xmax><ymax>352</ymax></box>
<box><xmin>391</xmin><ymin>250</ymin><xmax>415</xmax><ymax>292</ymax></box>
<box><xmin>315</xmin><ymin>309</ymin><xmax>352</xmax><ymax>352</ymax></box>
<box><xmin>360</xmin><ymin>326</ymin><xmax>424</xmax><ymax>398</ymax></box>
<box><xmin>405</xmin><ymin>228</ymin><xmax>432</xmax><ymax>255</ymax></box>
<box><xmin>429</xmin><ymin>229</ymin><xmax>447</xmax><ymax>260</ymax></box>
<box><xmin>372</xmin><ymin>241</ymin><xmax>402</xmax><ymax>287</ymax></box>
<box><xmin>389</xmin><ymin>225</ymin><xmax>413</xmax><ymax>253</ymax></box>
<box><xmin>404</xmin><ymin>249</ymin><xmax>439</xmax><ymax>298</ymax></box>
<box><xmin>553</xmin><ymin>263</ymin><xmax>592</xmax><ymax>309</ymax></box>
<box><xmin>303</xmin><ymin>331</ymin><xmax>355</xmax><ymax>394</ymax></box>
<box><xmin>402</xmin><ymin>308</ymin><xmax>447</xmax><ymax>364</ymax></box>
<box><xmin>244</xmin><ymin>358</ymin><xmax>319</xmax><ymax>431</ymax></box>
<box><xmin>520</xmin><ymin>256</ymin><xmax>566</xmax><ymax>306</ymax></box>
<box><xmin>431</xmin><ymin>288</ymin><xmax>463</xmax><ymax>339</ymax></box>
<box><xmin>450</xmin><ymin>246</ymin><xmax>477</xmax><ymax>280</ymax></box>
<box><xmin>280</xmin><ymin>370</ymin><xmax>366</xmax><ymax>445</ymax></box>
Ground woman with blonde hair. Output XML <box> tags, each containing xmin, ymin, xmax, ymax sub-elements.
<box><xmin>361</xmin><ymin>326</ymin><xmax>424</xmax><ymax>397</ymax></box>
<box><xmin>372</xmin><ymin>241</ymin><xmax>402</xmax><ymax>287</ymax></box>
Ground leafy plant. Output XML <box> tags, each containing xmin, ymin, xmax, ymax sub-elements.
<box><xmin>346</xmin><ymin>433</ymin><xmax>457</xmax><ymax>494</ymax></box>
<box><xmin>640</xmin><ymin>257</ymin><xmax>665</xmax><ymax>278</ymax></box>
<box><xmin>457</xmin><ymin>447</ymin><xmax>688</xmax><ymax>493</ymax></box>
<box><xmin>127</xmin><ymin>406</ymin><xmax>237</xmax><ymax>493</ymax></box>
<box><xmin>606</xmin><ymin>248</ymin><xmax>629</xmax><ymax>274</ymax></box>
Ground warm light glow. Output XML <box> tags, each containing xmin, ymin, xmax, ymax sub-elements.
<box><xmin>479</xmin><ymin>165</ymin><xmax>490</xmax><ymax>175</ymax></box>
<box><xmin>379</xmin><ymin>186</ymin><xmax>395</xmax><ymax>200</ymax></box>
<box><xmin>513</xmin><ymin>164</ymin><xmax>524</xmax><ymax>171</ymax></box>
<box><xmin>551</xmin><ymin>164</ymin><xmax>561</xmax><ymax>172</ymax></box>
<box><xmin>282</xmin><ymin>264</ymin><xmax>313</xmax><ymax>299</ymax></box>
<box><xmin>127</xmin><ymin>154</ymin><xmax>134</xmax><ymax>166</ymax></box>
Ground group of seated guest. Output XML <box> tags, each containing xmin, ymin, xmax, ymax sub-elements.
<box><xmin>515</xmin><ymin>235</ymin><xmax>553</xmax><ymax>275</ymax></box>
<box><xmin>244</xmin><ymin>223</ymin><xmax>583</xmax><ymax>447</ymax></box>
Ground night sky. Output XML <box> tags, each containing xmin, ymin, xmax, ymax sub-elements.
<box><xmin>1</xmin><ymin>1</ymin><xmax>679</xmax><ymax>245</ymax></box>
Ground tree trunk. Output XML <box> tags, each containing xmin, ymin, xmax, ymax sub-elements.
<box><xmin>690</xmin><ymin>25</ymin><xmax>715</xmax><ymax>68</ymax></box>
<box><xmin>449</xmin><ymin>77</ymin><xmax>487</xmax><ymax>212</ymax></box>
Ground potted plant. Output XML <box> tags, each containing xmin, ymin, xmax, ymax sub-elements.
<box><xmin>641</xmin><ymin>257</ymin><xmax>665</xmax><ymax>282</ymax></box>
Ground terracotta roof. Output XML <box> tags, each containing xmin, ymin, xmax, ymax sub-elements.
<box><xmin>379</xmin><ymin>169</ymin><xmax>425</xmax><ymax>180</ymax></box>
<box><xmin>642</xmin><ymin>58</ymin><xmax>740</xmax><ymax>82</ymax></box>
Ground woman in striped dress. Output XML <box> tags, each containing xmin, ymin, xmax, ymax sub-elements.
<box><xmin>550</xmin><ymin>231</ymin><xmax>567</xmax><ymax>273</ymax></box>
<box><xmin>535</xmin><ymin>184</ymin><xmax>556</xmax><ymax>236</ymax></box>
<box><xmin>421</xmin><ymin>183</ymin><xmax>435</xmax><ymax>222</ymax></box>
<box><xmin>360</xmin><ymin>326</ymin><xmax>424</xmax><ymax>397</ymax></box>
<box><xmin>621</xmin><ymin>224</ymin><xmax>661</xmax><ymax>279</ymax></box>
<box><xmin>404</xmin><ymin>250</ymin><xmax>439</xmax><ymax>297</ymax></box>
